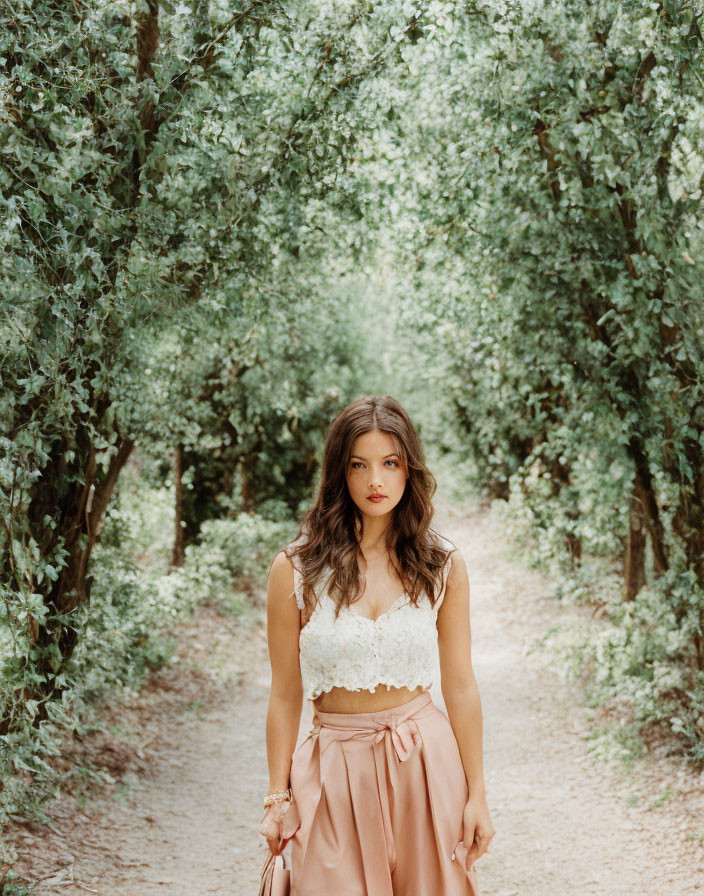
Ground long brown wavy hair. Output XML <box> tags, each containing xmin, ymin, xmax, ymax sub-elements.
<box><xmin>284</xmin><ymin>394</ymin><xmax>455</xmax><ymax>620</ymax></box>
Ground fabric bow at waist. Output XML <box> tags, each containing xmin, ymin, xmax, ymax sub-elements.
<box><xmin>315</xmin><ymin>714</ymin><xmax>422</xmax><ymax>764</ymax></box>
<box><xmin>309</xmin><ymin>693</ymin><xmax>432</xmax><ymax>790</ymax></box>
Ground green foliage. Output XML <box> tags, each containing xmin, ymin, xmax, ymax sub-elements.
<box><xmin>0</xmin><ymin>463</ymin><xmax>294</xmax><ymax>837</ymax></box>
<box><xmin>575</xmin><ymin>569</ymin><xmax>704</xmax><ymax>764</ymax></box>
<box><xmin>358</xmin><ymin>0</ymin><xmax>704</xmax><ymax>761</ymax></box>
<box><xmin>0</xmin><ymin>0</ymin><xmax>426</xmax><ymax>857</ymax></box>
<box><xmin>137</xmin><ymin>279</ymin><xmax>369</xmax><ymax>541</ymax></box>
<box><xmin>164</xmin><ymin>511</ymin><xmax>292</xmax><ymax>610</ymax></box>
<box><xmin>2</xmin><ymin>1</ymin><xmax>704</xmax><ymax>867</ymax></box>
<box><xmin>0</xmin><ymin>0</ymin><xmax>417</xmax><ymax>795</ymax></box>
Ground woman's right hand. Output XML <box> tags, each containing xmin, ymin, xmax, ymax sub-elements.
<box><xmin>258</xmin><ymin>800</ymin><xmax>291</xmax><ymax>855</ymax></box>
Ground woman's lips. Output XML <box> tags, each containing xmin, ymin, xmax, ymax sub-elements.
<box><xmin>367</xmin><ymin>495</ymin><xmax>386</xmax><ymax>502</ymax></box>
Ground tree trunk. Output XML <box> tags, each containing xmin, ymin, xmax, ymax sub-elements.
<box><xmin>22</xmin><ymin>436</ymin><xmax>135</xmax><ymax>717</ymax></box>
<box><xmin>240</xmin><ymin>455</ymin><xmax>256</xmax><ymax>512</ymax></box>
<box><xmin>629</xmin><ymin>436</ymin><xmax>669</xmax><ymax>577</ymax></box>
<box><xmin>171</xmin><ymin>443</ymin><xmax>185</xmax><ymax>568</ymax></box>
<box><xmin>624</xmin><ymin>487</ymin><xmax>647</xmax><ymax>601</ymax></box>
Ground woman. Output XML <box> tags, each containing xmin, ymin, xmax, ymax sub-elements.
<box><xmin>259</xmin><ymin>395</ymin><xmax>494</xmax><ymax>895</ymax></box>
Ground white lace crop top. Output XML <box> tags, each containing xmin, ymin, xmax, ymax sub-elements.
<box><xmin>286</xmin><ymin>535</ymin><xmax>456</xmax><ymax>701</ymax></box>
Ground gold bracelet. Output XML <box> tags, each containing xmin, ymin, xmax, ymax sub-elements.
<box><xmin>264</xmin><ymin>787</ymin><xmax>292</xmax><ymax>808</ymax></box>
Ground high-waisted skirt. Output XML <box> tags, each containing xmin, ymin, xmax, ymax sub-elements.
<box><xmin>278</xmin><ymin>689</ymin><xmax>479</xmax><ymax>896</ymax></box>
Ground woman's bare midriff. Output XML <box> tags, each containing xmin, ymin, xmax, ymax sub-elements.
<box><xmin>312</xmin><ymin>683</ymin><xmax>428</xmax><ymax>714</ymax></box>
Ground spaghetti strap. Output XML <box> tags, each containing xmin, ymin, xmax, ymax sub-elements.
<box><xmin>435</xmin><ymin>549</ymin><xmax>455</xmax><ymax>615</ymax></box>
<box><xmin>284</xmin><ymin>544</ymin><xmax>306</xmax><ymax>610</ymax></box>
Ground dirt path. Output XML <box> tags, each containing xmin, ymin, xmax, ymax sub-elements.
<box><xmin>7</xmin><ymin>498</ymin><xmax>704</xmax><ymax>895</ymax></box>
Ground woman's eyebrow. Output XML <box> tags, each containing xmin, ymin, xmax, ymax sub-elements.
<box><xmin>350</xmin><ymin>453</ymin><xmax>400</xmax><ymax>460</ymax></box>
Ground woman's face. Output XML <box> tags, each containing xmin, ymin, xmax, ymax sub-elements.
<box><xmin>345</xmin><ymin>429</ymin><xmax>408</xmax><ymax>521</ymax></box>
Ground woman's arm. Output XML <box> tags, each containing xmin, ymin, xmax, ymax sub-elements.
<box><xmin>437</xmin><ymin>546</ymin><xmax>494</xmax><ymax>871</ymax></box>
<box><xmin>264</xmin><ymin>550</ymin><xmax>304</xmax><ymax>795</ymax></box>
<box><xmin>437</xmin><ymin>547</ymin><xmax>485</xmax><ymax>797</ymax></box>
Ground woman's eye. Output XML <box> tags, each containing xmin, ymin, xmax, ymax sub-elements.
<box><xmin>350</xmin><ymin>460</ymin><xmax>398</xmax><ymax>469</ymax></box>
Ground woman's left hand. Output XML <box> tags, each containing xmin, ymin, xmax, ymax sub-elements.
<box><xmin>458</xmin><ymin>791</ymin><xmax>495</xmax><ymax>873</ymax></box>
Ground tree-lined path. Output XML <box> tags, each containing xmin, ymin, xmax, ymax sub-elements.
<box><xmin>3</xmin><ymin>2</ymin><xmax>704</xmax><ymax>893</ymax></box>
<box><xmin>8</xmin><ymin>498</ymin><xmax>703</xmax><ymax>896</ymax></box>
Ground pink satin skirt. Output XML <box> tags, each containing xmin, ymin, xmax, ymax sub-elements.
<box><xmin>279</xmin><ymin>689</ymin><xmax>479</xmax><ymax>896</ymax></box>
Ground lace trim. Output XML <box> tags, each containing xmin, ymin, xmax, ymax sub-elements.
<box><xmin>307</xmin><ymin>678</ymin><xmax>434</xmax><ymax>701</ymax></box>
<box><xmin>344</xmin><ymin>591</ymin><xmax>409</xmax><ymax>623</ymax></box>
